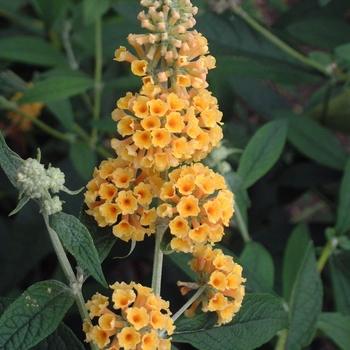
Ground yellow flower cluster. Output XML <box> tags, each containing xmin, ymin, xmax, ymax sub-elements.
<box><xmin>84</xmin><ymin>0</ymin><xmax>245</xmax><ymax>340</ymax></box>
<box><xmin>157</xmin><ymin>163</ymin><xmax>234</xmax><ymax>252</ymax></box>
<box><xmin>84</xmin><ymin>282</ymin><xmax>175</xmax><ymax>350</ymax></box>
<box><xmin>178</xmin><ymin>245</ymin><xmax>246</xmax><ymax>326</ymax></box>
<box><xmin>115</xmin><ymin>0</ymin><xmax>215</xmax><ymax>96</ymax></box>
<box><xmin>111</xmin><ymin>84</ymin><xmax>223</xmax><ymax>171</ymax></box>
<box><xmin>85</xmin><ymin>158</ymin><xmax>163</xmax><ymax>242</ymax></box>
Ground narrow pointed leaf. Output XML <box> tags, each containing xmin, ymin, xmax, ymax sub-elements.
<box><xmin>79</xmin><ymin>206</ymin><xmax>116</xmax><ymax>263</ymax></box>
<box><xmin>30</xmin><ymin>323</ymin><xmax>85</xmax><ymax>350</ymax></box>
<box><xmin>8</xmin><ymin>195</ymin><xmax>30</xmax><ymax>216</ymax></box>
<box><xmin>0</xmin><ymin>280</ymin><xmax>74</xmax><ymax>350</ymax></box>
<box><xmin>237</xmin><ymin>119</ymin><xmax>288</xmax><ymax>188</ymax></box>
<box><xmin>336</xmin><ymin>158</ymin><xmax>350</xmax><ymax>235</ymax></box>
<box><xmin>0</xmin><ymin>36</ymin><xmax>66</xmax><ymax>67</ymax></box>
<box><xmin>239</xmin><ymin>241</ymin><xmax>275</xmax><ymax>293</ymax></box>
<box><xmin>285</xmin><ymin>241</ymin><xmax>323</xmax><ymax>350</ymax></box>
<box><xmin>318</xmin><ymin>312</ymin><xmax>350</xmax><ymax>350</ymax></box>
<box><xmin>329</xmin><ymin>253</ymin><xmax>350</xmax><ymax>314</ymax></box>
<box><xmin>0</xmin><ymin>132</ymin><xmax>23</xmax><ymax>187</ymax></box>
<box><xmin>19</xmin><ymin>75</ymin><xmax>94</xmax><ymax>104</ymax></box>
<box><xmin>285</xmin><ymin>112</ymin><xmax>347</xmax><ymax>170</ymax></box>
<box><xmin>49</xmin><ymin>212</ymin><xmax>107</xmax><ymax>287</ymax></box>
<box><xmin>83</xmin><ymin>0</ymin><xmax>109</xmax><ymax>25</ymax></box>
<box><xmin>282</xmin><ymin>223</ymin><xmax>311</xmax><ymax>301</ymax></box>
<box><xmin>69</xmin><ymin>143</ymin><xmax>97</xmax><ymax>181</ymax></box>
<box><xmin>173</xmin><ymin>294</ymin><xmax>288</xmax><ymax>350</ymax></box>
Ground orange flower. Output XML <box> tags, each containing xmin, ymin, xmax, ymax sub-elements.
<box><xmin>6</xmin><ymin>86</ymin><xmax>44</xmax><ymax>132</ymax></box>
<box><xmin>157</xmin><ymin>163</ymin><xmax>234</xmax><ymax>252</ymax></box>
<box><xmin>131</xmin><ymin>59</ymin><xmax>148</xmax><ymax>76</ymax></box>
<box><xmin>178</xmin><ymin>245</ymin><xmax>246</xmax><ymax>326</ymax></box>
<box><xmin>111</xmin><ymin>85</ymin><xmax>223</xmax><ymax>171</ymax></box>
<box><xmin>84</xmin><ymin>283</ymin><xmax>174</xmax><ymax>350</ymax></box>
<box><xmin>117</xmin><ymin>327</ymin><xmax>141</xmax><ymax>349</ymax></box>
<box><xmin>84</xmin><ymin>158</ymin><xmax>163</xmax><ymax>242</ymax></box>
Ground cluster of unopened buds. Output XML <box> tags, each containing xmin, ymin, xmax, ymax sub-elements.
<box><xmin>84</xmin><ymin>1</ymin><xmax>246</xmax><ymax>349</ymax></box>
<box><xmin>14</xmin><ymin>151</ymin><xmax>78</xmax><ymax>216</ymax></box>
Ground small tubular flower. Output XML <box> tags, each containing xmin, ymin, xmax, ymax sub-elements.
<box><xmin>177</xmin><ymin>245</ymin><xmax>246</xmax><ymax>326</ymax></box>
<box><xmin>111</xmin><ymin>86</ymin><xmax>223</xmax><ymax>172</ymax></box>
<box><xmin>84</xmin><ymin>158</ymin><xmax>163</xmax><ymax>242</ymax></box>
<box><xmin>157</xmin><ymin>163</ymin><xmax>234</xmax><ymax>252</ymax></box>
<box><xmin>84</xmin><ymin>282</ymin><xmax>174</xmax><ymax>350</ymax></box>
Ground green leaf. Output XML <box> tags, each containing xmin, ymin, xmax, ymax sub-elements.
<box><xmin>239</xmin><ymin>242</ymin><xmax>275</xmax><ymax>293</ymax></box>
<box><xmin>0</xmin><ymin>132</ymin><xmax>23</xmax><ymax>188</ymax></box>
<box><xmin>19</xmin><ymin>75</ymin><xmax>94</xmax><ymax>104</ymax></box>
<box><xmin>83</xmin><ymin>0</ymin><xmax>109</xmax><ymax>25</ymax></box>
<box><xmin>0</xmin><ymin>280</ymin><xmax>74</xmax><ymax>350</ymax></box>
<box><xmin>215</xmin><ymin>56</ymin><xmax>322</xmax><ymax>85</ymax></box>
<box><xmin>30</xmin><ymin>0</ymin><xmax>68</xmax><ymax>29</ymax></box>
<box><xmin>79</xmin><ymin>205</ymin><xmax>116</xmax><ymax>264</ymax></box>
<box><xmin>9</xmin><ymin>195</ymin><xmax>30</xmax><ymax>216</ymax></box>
<box><xmin>229</xmin><ymin>77</ymin><xmax>291</xmax><ymax>121</ymax></box>
<box><xmin>282</xmin><ymin>223</ymin><xmax>311</xmax><ymax>301</ymax></box>
<box><xmin>319</xmin><ymin>0</ymin><xmax>333</xmax><ymax>5</ymax></box>
<box><xmin>285</xmin><ymin>16</ymin><xmax>350</xmax><ymax>50</ymax></box>
<box><xmin>335</xmin><ymin>43</ymin><xmax>350</xmax><ymax>68</ymax></box>
<box><xmin>1</xmin><ymin>297</ymin><xmax>84</xmax><ymax>350</ymax></box>
<box><xmin>173</xmin><ymin>293</ymin><xmax>289</xmax><ymax>350</ymax></box>
<box><xmin>0</xmin><ymin>36</ymin><xmax>66</xmax><ymax>67</ymax></box>
<box><xmin>318</xmin><ymin>312</ymin><xmax>350</xmax><ymax>350</ymax></box>
<box><xmin>285</xmin><ymin>229</ymin><xmax>323</xmax><ymax>350</ymax></box>
<box><xmin>224</xmin><ymin>171</ymin><xmax>250</xmax><ymax>231</ymax></box>
<box><xmin>194</xmin><ymin>11</ymin><xmax>324</xmax><ymax>84</ymax></box>
<box><xmin>46</xmin><ymin>100</ymin><xmax>75</xmax><ymax>131</ymax></box>
<box><xmin>237</xmin><ymin>119</ymin><xmax>288</xmax><ymax>188</ymax></box>
<box><xmin>166</xmin><ymin>252</ymin><xmax>196</xmax><ymax>281</ymax></box>
<box><xmin>49</xmin><ymin>212</ymin><xmax>107</xmax><ymax>287</ymax></box>
<box><xmin>284</xmin><ymin>111</ymin><xmax>347</xmax><ymax>170</ymax></box>
<box><xmin>31</xmin><ymin>323</ymin><xmax>85</xmax><ymax>350</ymax></box>
<box><xmin>308</xmin><ymin>87</ymin><xmax>350</xmax><ymax>133</ymax></box>
<box><xmin>0</xmin><ymin>298</ymin><xmax>13</xmax><ymax>316</ymax></box>
<box><xmin>224</xmin><ymin>171</ymin><xmax>250</xmax><ymax>209</ymax></box>
<box><xmin>336</xmin><ymin>158</ymin><xmax>350</xmax><ymax>235</ymax></box>
<box><xmin>174</xmin><ymin>312</ymin><xmax>218</xmax><ymax>334</ymax></box>
<box><xmin>69</xmin><ymin>143</ymin><xmax>97</xmax><ymax>181</ymax></box>
<box><xmin>329</xmin><ymin>253</ymin><xmax>350</xmax><ymax>314</ymax></box>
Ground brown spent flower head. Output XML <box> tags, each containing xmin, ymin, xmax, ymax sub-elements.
<box><xmin>177</xmin><ymin>245</ymin><xmax>246</xmax><ymax>326</ymax></box>
<box><xmin>84</xmin><ymin>158</ymin><xmax>164</xmax><ymax>242</ymax></box>
<box><xmin>6</xmin><ymin>89</ymin><xmax>43</xmax><ymax>131</ymax></box>
<box><xmin>114</xmin><ymin>0</ymin><xmax>216</xmax><ymax>97</ymax></box>
<box><xmin>84</xmin><ymin>282</ymin><xmax>175</xmax><ymax>350</ymax></box>
<box><xmin>157</xmin><ymin>163</ymin><xmax>234</xmax><ymax>252</ymax></box>
<box><xmin>111</xmin><ymin>85</ymin><xmax>223</xmax><ymax>172</ymax></box>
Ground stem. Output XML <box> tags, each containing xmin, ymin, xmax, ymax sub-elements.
<box><xmin>151</xmin><ymin>171</ymin><xmax>169</xmax><ymax>295</ymax></box>
<box><xmin>90</xmin><ymin>16</ymin><xmax>103</xmax><ymax>148</ymax></box>
<box><xmin>317</xmin><ymin>238</ymin><xmax>337</xmax><ymax>273</ymax></box>
<box><xmin>275</xmin><ymin>328</ymin><xmax>288</xmax><ymax>350</ymax></box>
<box><xmin>43</xmin><ymin>213</ymin><xmax>99</xmax><ymax>350</ymax></box>
<box><xmin>171</xmin><ymin>286</ymin><xmax>206</xmax><ymax>323</ymax></box>
<box><xmin>320</xmin><ymin>82</ymin><xmax>333</xmax><ymax>125</ymax></box>
<box><xmin>0</xmin><ymin>96</ymin><xmax>74</xmax><ymax>143</ymax></box>
<box><xmin>231</xmin><ymin>6</ymin><xmax>332</xmax><ymax>77</ymax></box>
<box><xmin>62</xmin><ymin>20</ymin><xmax>79</xmax><ymax>71</ymax></box>
<box><xmin>159</xmin><ymin>286</ymin><xmax>206</xmax><ymax>338</ymax></box>
<box><xmin>234</xmin><ymin>202</ymin><xmax>251</xmax><ymax>243</ymax></box>
<box><xmin>151</xmin><ymin>218</ymin><xmax>168</xmax><ymax>295</ymax></box>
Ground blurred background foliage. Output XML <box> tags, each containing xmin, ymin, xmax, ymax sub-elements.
<box><xmin>1</xmin><ymin>0</ymin><xmax>350</xmax><ymax>349</ymax></box>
